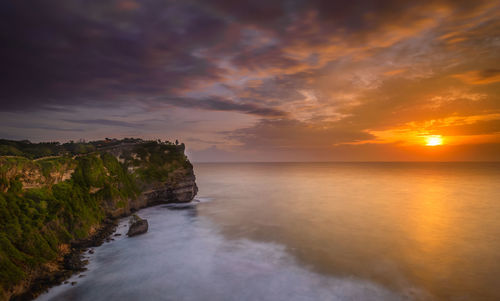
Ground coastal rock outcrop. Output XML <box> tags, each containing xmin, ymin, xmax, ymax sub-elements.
<box><xmin>0</xmin><ymin>138</ymin><xmax>197</xmax><ymax>301</ymax></box>
<box><xmin>127</xmin><ymin>215</ymin><xmax>149</xmax><ymax>237</ymax></box>
<box><xmin>141</xmin><ymin>169</ymin><xmax>198</xmax><ymax>204</ymax></box>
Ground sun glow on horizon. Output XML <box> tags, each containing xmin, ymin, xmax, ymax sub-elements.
<box><xmin>425</xmin><ymin>135</ymin><xmax>443</xmax><ymax>146</ymax></box>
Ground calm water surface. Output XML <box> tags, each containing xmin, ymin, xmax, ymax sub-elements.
<box><xmin>37</xmin><ymin>163</ymin><xmax>500</xmax><ymax>301</ymax></box>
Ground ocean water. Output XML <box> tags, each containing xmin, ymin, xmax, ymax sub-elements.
<box><xmin>37</xmin><ymin>162</ymin><xmax>500</xmax><ymax>301</ymax></box>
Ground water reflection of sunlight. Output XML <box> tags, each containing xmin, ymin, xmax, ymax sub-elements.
<box><xmin>408</xmin><ymin>175</ymin><xmax>458</xmax><ymax>293</ymax></box>
<box><xmin>413</xmin><ymin>181</ymin><xmax>449</xmax><ymax>252</ymax></box>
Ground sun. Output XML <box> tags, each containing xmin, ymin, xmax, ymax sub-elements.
<box><xmin>425</xmin><ymin>135</ymin><xmax>443</xmax><ymax>146</ymax></box>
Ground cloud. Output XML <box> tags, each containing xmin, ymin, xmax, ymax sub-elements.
<box><xmin>437</xmin><ymin>118</ymin><xmax>500</xmax><ymax>136</ymax></box>
<box><xmin>185</xmin><ymin>138</ymin><xmax>224</xmax><ymax>145</ymax></box>
<box><xmin>452</xmin><ymin>69</ymin><xmax>500</xmax><ymax>85</ymax></box>
<box><xmin>1</xmin><ymin>0</ymin><xmax>496</xmax><ymax>111</ymax></box>
<box><xmin>155</xmin><ymin>96</ymin><xmax>287</xmax><ymax>117</ymax></box>
<box><xmin>0</xmin><ymin>0</ymin><xmax>227</xmax><ymax>111</ymax></box>
<box><xmin>228</xmin><ymin>118</ymin><xmax>374</xmax><ymax>149</ymax></box>
<box><xmin>188</xmin><ymin>145</ymin><xmax>244</xmax><ymax>162</ymax></box>
<box><xmin>1</xmin><ymin>0</ymin><xmax>499</xmax><ymax>160</ymax></box>
<box><xmin>64</xmin><ymin>119</ymin><xmax>144</xmax><ymax>128</ymax></box>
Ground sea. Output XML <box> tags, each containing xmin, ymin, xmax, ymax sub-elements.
<box><xmin>36</xmin><ymin>162</ymin><xmax>500</xmax><ymax>301</ymax></box>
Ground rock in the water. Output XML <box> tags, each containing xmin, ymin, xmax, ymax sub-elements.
<box><xmin>127</xmin><ymin>214</ymin><xmax>148</xmax><ymax>237</ymax></box>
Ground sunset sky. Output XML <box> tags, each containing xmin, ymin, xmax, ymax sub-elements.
<box><xmin>1</xmin><ymin>0</ymin><xmax>499</xmax><ymax>161</ymax></box>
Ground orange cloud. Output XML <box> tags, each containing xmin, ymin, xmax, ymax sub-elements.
<box><xmin>384</xmin><ymin>69</ymin><xmax>406</xmax><ymax>76</ymax></box>
<box><xmin>452</xmin><ymin>70</ymin><xmax>500</xmax><ymax>85</ymax></box>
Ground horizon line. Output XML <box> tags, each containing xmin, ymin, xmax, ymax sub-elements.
<box><xmin>191</xmin><ymin>161</ymin><xmax>500</xmax><ymax>163</ymax></box>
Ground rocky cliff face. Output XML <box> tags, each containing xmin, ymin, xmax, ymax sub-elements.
<box><xmin>1</xmin><ymin>142</ymin><xmax>198</xmax><ymax>211</ymax></box>
<box><xmin>0</xmin><ymin>157</ymin><xmax>76</xmax><ymax>192</ymax></box>
<box><xmin>0</xmin><ymin>139</ymin><xmax>197</xmax><ymax>301</ymax></box>
<box><xmin>96</xmin><ymin>142</ymin><xmax>198</xmax><ymax>217</ymax></box>
<box><xmin>106</xmin><ymin>168</ymin><xmax>198</xmax><ymax>218</ymax></box>
<box><xmin>142</xmin><ymin>169</ymin><xmax>198</xmax><ymax>203</ymax></box>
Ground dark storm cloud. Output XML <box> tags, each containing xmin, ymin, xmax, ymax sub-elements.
<box><xmin>2</xmin><ymin>0</ymin><xmax>493</xmax><ymax>113</ymax></box>
<box><xmin>0</xmin><ymin>0</ymin><xmax>227</xmax><ymax>111</ymax></box>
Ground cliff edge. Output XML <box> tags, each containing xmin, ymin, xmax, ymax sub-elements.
<box><xmin>0</xmin><ymin>139</ymin><xmax>197</xmax><ymax>300</ymax></box>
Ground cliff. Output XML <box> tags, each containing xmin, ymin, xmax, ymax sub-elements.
<box><xmin>0</xmin><ymin>139</ymin><xmax>197</xmax><ymax>300</ymax></box>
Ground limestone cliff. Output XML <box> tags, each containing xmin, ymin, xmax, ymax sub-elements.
<box><xmin>0</xmin><ymin>157</ymin><xmax>76</xmax><ymax>192</ymax></box>
<box><xmin>96</xmin><ymin>141</ymin><xmax>198</xmax><ymax>217</ymax></box>
<box><xmin>0</xmin><ymin>139</ymin><xmax>197</xmax><ymax>301</ymax></box>
<box><xmin>0</xmin><ymin>141</ymin><xmax>198</xmax><ymax>216</ymax></box>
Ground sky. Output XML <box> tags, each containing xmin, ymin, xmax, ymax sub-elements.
<box><xmin>0</xmin><ymin>0</ymin><xmax>499</xmax><ymax>161</ymax></box>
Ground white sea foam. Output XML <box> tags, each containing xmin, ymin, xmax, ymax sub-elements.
<box><xmin>162</xmin><ymin>196</ymin><xmax>213</xmax><ymax>209</ymax></box>
<box><xmin>36</xmin><ymin>205</ymin><xmax>420</xmax><ymax>301</ymax></box>
<box><xmin>194</xmin><ymin>196</ymin><xmax>214</xmax><ymax>203</ymax></box>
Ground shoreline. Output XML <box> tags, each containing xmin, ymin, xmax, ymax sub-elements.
<box><xmin>0</xmin><ymin>139</ymin><xmax>198</xmax><ymax>301</ymax></box>
<box><xmin>14</xmin><ymin>198</ymin><xmax>196</xmax><ymax>301</ymax></box>
<box><xmin>9</xmin><ymin>201</ymin><xmax>197</xmax><ymax>301</ymax></box>
<box><xmin>11</xmin><ymin>217</ymin><xmax>119</xmax><ymax>301</ymax></box>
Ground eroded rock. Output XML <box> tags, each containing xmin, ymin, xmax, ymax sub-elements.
<box><xmin>127</xmin><ymin>214</ymin><xmax>148</xmax><ymax>237</ymax></box>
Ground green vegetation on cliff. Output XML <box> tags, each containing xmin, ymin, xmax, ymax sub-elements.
<box><xmin>129</xmin><ymin>141</ymin><xmax>192</xmax><ymax>182</ymax></box>
<box><xmin>0</xmin><ymin>138</ymin><xmax>145</xmax><ymax>159</ymax></box>
<box><xmin>0</xmin><ymin>139</ymin><xmax>193</xmax><ymax>300</ymax></box>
